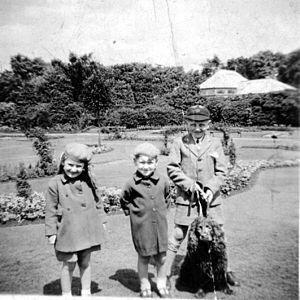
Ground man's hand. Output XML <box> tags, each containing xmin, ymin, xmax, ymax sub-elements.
<box><xmin>48</xmin><ymin>235</ymin><xmax>56</xmax><ymax>245</ymax></box>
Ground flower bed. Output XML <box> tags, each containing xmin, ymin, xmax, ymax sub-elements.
<box><xmin>0</xmin><ymin>159</ymin><xmax>298</xmax><ymax>225</ymax></box>
<box><xmin>221</xmin><ymin>159</ymin><xmax>299</xmax><ymax>196</ymax></box>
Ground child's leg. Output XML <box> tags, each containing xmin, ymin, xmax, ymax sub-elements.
<box><xmin>61</xmin><ymin>261</ymin><xmax>76</xmax><ymax>295</ymax></box>
<box><xmin>78</xmin><ymin>249</ymin><xmax>92</xmax><ymax>296</ymax></box>
<box><xmin>138</xmin><ymin>254</ymin><xmax>151</xmax><ymax>292</ymax></box>
<box><xmin>155</xmin><ymin>252</ymin><xmax>167</xmax><ymax>290</ymax></box>
<box><xmin>164</xmin><ymin>224</ymin><xmax>189</xmax><ymax>277</ymax></box>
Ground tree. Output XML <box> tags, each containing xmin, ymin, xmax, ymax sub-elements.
<box><xmin>201</xmin><ymin>55</ymin><xmax>223</xmax><ymax>79</ymax></box>
<box><xmin>278</xmin><ymin>49</ymin><xmax>300</xmax><ymax>88</ymax></box>
<box><xmin>0</xmin><ymin>102</ymin><xmax>18</xmax><ymax>127</ymax></box>
<box><xmin>249</xmin><ymin>50</ymin><xmax>284</xmax><ymax>79</ymax></box>
<box><xmin>226</xmin><ymin>56</ymin><xmax>254</xmax><ymax>79</ymax></box>
<box><xmin>0</xmin><ymin>70</ymin><xmax>23</xmax><ymax>103</ymax></box>
<box><xmin>81</xmin><ymin>67</ymin><xmax>112</xmax><ymax>146</ymax></box>
<box><xmin>10</xmin><ymin>54</ymin><xmax>47</xmax><ymax>81</ymax></box>
<box><xmin>226</xmin><ymin>51</ymin><xmax>285</xmax><ymax>80</ymax></box>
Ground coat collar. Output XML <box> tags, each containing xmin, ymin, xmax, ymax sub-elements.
<box><xmin>60</xmin><ymin>173</ymin><xmax>82</xmax><ymax>184</ymax></box>
<box><xmin>182</xmin><ymin>132</ymin><xmax>212</xmax><ymax>158</ymax></box>
<box><xmin>133</xmin><ymin>170</ymin><xmax>160</xmax><ymax>184</ymax></box>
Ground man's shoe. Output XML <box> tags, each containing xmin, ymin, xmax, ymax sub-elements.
<box><xmin>227</xmin><ymin>271</ymin><xmax>240</xmax><ymax>286</ymax></box>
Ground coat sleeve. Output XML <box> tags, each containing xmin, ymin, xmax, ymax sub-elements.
<box><xmin>167</xmin><ymin>138</ymin><xmax>194</xmax><ymax>192</ymax></box>
<box><xmin>164</xmin><ymin>178</ymin><xmax>170</xmax><ymax>199</ymax></box>
<box><xmin>120</xmin><ymin>182</ymin><xmax>132</xmax><ymax>216</ymax></box>
<box><xmin>45</xmin><ymin>179</ymin><xmax>59</xmax><ymax>237</ymax></box>
<box><xmin>205</xmin><ymin>140</ymin><xmax>228</xmax><ymax>195</ymax></box>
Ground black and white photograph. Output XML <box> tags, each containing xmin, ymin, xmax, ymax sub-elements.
<box><xmin>0</xmin><ymin>0</ymin><xmax>299</xmax><ymax>299</ymax></box>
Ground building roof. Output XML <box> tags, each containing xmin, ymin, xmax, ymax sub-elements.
<box><xmin>237</xmin><ymin>78</ymin><xmax>297</xmax><ymax>94</ymax></box>
<box><xmin>199</xmin><ymin>69</ymin><xmax>248</xmax><ymax>89</ymax></box>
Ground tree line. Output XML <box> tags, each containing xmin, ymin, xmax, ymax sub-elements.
<box><xmin>0</xmin><ymin>49</ymin><xmax>299</xmax><ymax>131</ymax></box>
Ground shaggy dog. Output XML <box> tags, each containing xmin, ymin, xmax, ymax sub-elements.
<box><xmin>177</xmin><ymin>216</ymin><xmax>233</xmax><ymax>298</ymax></box>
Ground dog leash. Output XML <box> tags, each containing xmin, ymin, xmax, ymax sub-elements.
<box><xmin>188</xmin><ymin>184</ymin><xmax>210</xmax><ymax>217</ymax></box>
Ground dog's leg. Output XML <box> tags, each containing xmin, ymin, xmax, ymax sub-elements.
<box><xmin>213</xmin><ymin>266</ymin><xmax>234</xmax><ymax>295</ymax></box>
<box><xmin>195</xmin><ymin>288</ymin><xmax>206</xmax><ymax>299</ymax></box>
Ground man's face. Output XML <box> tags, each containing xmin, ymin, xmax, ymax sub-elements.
<box><xmin>134</xmin><ymin>155</ymin><xmax>158</xmax><ymax>178</ymax></box>
<box><xmin>186</xmin><ymin>120</ymin><xmax>210</xmax><ymax>139</ymax></box>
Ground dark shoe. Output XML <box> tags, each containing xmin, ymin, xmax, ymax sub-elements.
<box><xmin>227</xmin><ymin>271</ymin><xmax>240</xmax><ymax>286</ymax></box>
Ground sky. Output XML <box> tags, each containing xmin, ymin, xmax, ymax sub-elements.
<box><xmin>0</xmin><ymin>0</ymin><xmax>299</xmax><ymax>71</ymax></box>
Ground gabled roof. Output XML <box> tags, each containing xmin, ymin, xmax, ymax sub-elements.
<box><xmin>199</xmin><ymin>69</ymin><xmax>248</xmax><ymax>89</ymax></box>
<box><xmin>237</xmin><ymin>78</ymin><xmax>297</xmax><ymax>94</ymax></box>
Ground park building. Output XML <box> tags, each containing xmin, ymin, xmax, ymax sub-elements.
<box><xmin>199</xmin><ymin>69</ymin><xmax>297</xmax><ymax>97</ymax></box>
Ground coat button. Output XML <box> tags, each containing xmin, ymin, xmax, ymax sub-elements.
<box><xmin>81</xmin><ymin>203</ymin><xmax>86</xmax><ymax>207</ymax></box>
<box><xmin>153</xmin><ymin>208</ymin><xmax>156</xmax><ymax>211</ymax></box>
<box><xmin>151</xmin><ymin>196</ymin><xmax>154</xmax><ymax>199</ymax></box>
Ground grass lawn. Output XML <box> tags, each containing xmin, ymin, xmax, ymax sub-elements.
<box><xmin>0</xmin><ymin>130</ymin><xmax>299</xmax><ymax>298</ymax></box>
<box><xmin>0</xmin><ymin>130</ymin><xmax>299</xmax><ymax>194</ymax></box>
<box><xmin>0</xmin><ymin>167</ymin><xmax>298</xmax><ymax>299</ymax></box>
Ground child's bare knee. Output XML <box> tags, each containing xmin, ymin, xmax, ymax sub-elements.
<box><xmin>63</xmin><ymin>261</ymin><xmax>76</xmax><ymax>272</ymax></box>
<box><xmin>160</xmin><ymin>254</ymin><xmax>166</xmax><ymax>265</ymax></box>
<box><xmin>174</xmin><ymin>227</ymin><xmax>184</xmax><ymax>241</ymax></box>
<box><xmin>168</xmin><ymin>227</ymin><xmax>185</xmax><ymax>252</ymax></box>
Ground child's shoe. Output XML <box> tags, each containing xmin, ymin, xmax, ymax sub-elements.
<box><xmin>157</xmin><ymin>287</ymin><xmax>171</xmax><ymax>298</ymax></box>
<box><xmin>81</xmin><ymin>289</ymin><xmax>91</xmax><ymax>296</ymax></box>
<box><xmin>140</xmin><ymin>288</ymin><xmax>152</xmax><ymax>298</ymax></box>
<box><xmin>62</xmin><ymin>292</ymin><xmax>73</xmax><ymax>299</ymax></box>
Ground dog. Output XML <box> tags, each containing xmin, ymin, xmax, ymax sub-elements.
<box><xmin>177</xmin><ymin>215</ymin><xmax>233</xmax><ymax>298</ymax></box>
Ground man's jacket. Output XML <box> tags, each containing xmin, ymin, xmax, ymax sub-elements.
<box><xmin>167</xmin><ymin>132</ymin><xmax>227</xmax><ymax>208</ymax></box>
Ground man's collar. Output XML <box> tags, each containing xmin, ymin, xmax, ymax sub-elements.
<box><xmin>183</xmin><ymin>132</ymin><xmax>207</xmax><ymax>144</ymax></box>
<box><xmin>190</xmin><ymin>133</ymin><xmax>205</xmax><ymax>144</ymax></box>
<box><xmin>133</xmin><ymin>170</ymin><xmax>160</xmax><ymax>183</ymax></box>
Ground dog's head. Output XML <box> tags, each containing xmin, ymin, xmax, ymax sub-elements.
<box><xmin>194</xmin><ymin>217</ymin><xmax>213</xmax><ymax>242</ymax></box>
<box><xmin>188</xmin><ymin>216</ymin><xmax>224</xmax><ymax>253</ymax></box>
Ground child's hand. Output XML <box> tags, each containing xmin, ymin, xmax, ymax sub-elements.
<box><xmin>190</xmin><ymin>182</ymin><xmax>205</xmax><ymax>201</ymax></box>
<box><xmin>102</xmin><ymin>223</ymin><xmax>109</xmax><ymax>242</ymax></box>
<box><xmin>204</xmin><ymin>189</ymin><xmax>213</xmax><ymax>204</ymax></box>
<box><xmin>48</xmin><ymin>235</ymin><xmax>56</xmax><ymax>245</ymax></box>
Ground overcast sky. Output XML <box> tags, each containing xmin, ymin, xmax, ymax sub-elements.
<box><xmin>0</xmin><ymin>0</ymin><xmax>299</xmax><ymax>71</ymax></box>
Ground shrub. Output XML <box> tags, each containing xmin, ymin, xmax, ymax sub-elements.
<box><xmin>16</xmin><ymin>163</ymin><xmax>32</xmax><ymax>199</ymax></box>
<box><xmin>98</xmin><ymin>186</ymin><xmax>122</xmax><ymax>214</ymax></box>
<box><xmin>221</xmin><ymin>129</ymin><xmax>237</xmax><ymax>167</ymax></box>
<box><xmin>25</xmin><ymin>127</ymin><xmax>58</xmax><ymax>176</ymax></box>
<box><xmin>0</xmin><ymin>192</ymin><xmax>45</xmax><ymax>223</ymax></box>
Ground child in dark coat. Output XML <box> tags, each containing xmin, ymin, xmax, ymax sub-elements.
<box><xmin>121</xmin><ymin>142</ymin><xmax>170</xmax><ymax>298</ymax></box>
<box><xmin>45</xmin><ymin>143</ymin><xmax>107</xmax><ymax>297</ymax></box>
